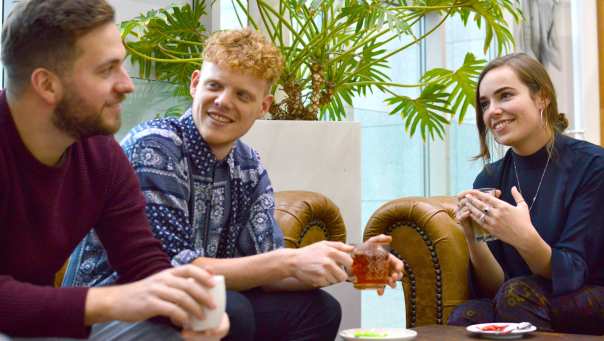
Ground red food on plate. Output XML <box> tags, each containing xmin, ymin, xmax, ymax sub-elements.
<box><xmin>480</xmin><ymin>324</ymin><xmax>509</xmax><ymax>332</ymax></box>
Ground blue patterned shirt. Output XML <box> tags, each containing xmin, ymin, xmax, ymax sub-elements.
<box><xmin>64</xmin><ymin>110</ymin><xmax>284</xmax><ymax>287</ymax></box>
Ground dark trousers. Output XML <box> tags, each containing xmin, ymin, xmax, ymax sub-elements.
<box><xmin>447</xmin><ymin>276</ymin><xmax>604</xmax><ymax>335</ymax></box>
<box><xmin>224</xmin><ymin>288</ymin><xmax>341</xmax><ymax>341</ymax></box>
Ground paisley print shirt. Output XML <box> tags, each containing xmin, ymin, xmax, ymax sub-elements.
<box><xmin>64</xmin><ymin>110</ymin><xmax>283</xmax><ymax>287</ymax></box>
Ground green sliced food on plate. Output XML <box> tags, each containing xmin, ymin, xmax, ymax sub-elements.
<box><xmin>353</xmin><ymin>330</ymin><xmax>389</xmax><ymax>337</ymax></box>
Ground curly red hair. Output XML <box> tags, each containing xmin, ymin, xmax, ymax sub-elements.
<box><xmin>203</xmin><ymin>28</ymin><xmax>283</xmax><ymax>87</ymax></box>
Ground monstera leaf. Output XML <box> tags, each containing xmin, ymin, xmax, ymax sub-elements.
<box><xmin>120</xmin><ymin>0</ymin><xmax>207</xmax><ymax>98</ymax></box>
<box><xmin>422</xmin><ymin>53</ymin><xmax>486</xmax><ymax>123</ymax></box>
<box><xmin>386</xmin><ymin>84</ymin><xmax>452</xmax><ymax>140</ymax></box>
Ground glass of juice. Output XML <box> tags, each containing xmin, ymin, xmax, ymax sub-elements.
<box><xmin>350</xmin><ymin>242</ymin><xmax>390</xmax><ymax>289</ymax></box>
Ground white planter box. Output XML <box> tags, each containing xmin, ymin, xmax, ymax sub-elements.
<box><xmin>242</xmin><ymin>119</ymin><xmax>362</xmax><ymax>333</ymax></box>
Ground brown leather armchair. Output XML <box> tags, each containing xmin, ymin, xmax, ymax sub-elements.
<box><xmin>55</xmin><ymin>190</ymin><xmax>346</xmax><ymax>286</ymax></box>
<box><xmin>363</xmin><ymin>196</ymin><xmax>470</xmax><ymax>328</ymax></box>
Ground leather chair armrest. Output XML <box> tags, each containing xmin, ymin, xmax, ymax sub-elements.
<box><xmin>54</xmin><ymin>260</ymin><xmax>68</xmax><ymax>288</ymax></box>
<box><xmin>364</xmin><ymin>196</ymin><xmax>470</xmax><ymax>327</ymax></box>
<box><xmin>274</xmin><ymin>191</ymin><xmax>346</xmax><ymax>248</ymax></box>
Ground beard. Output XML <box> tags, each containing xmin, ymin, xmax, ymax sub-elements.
<box><xmin>52</xmin><ymin>89</ymin><xmax>124</xmax><ymax>139</ymax></box>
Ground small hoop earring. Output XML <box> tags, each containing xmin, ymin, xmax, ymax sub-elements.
<box><xmin>540</xmin><ymin>109</ymin><xmax>544</xmax><ymax>123</ymax></box>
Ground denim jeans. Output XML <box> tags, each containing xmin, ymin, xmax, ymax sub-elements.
<box><xmin>11</xmin><ymin>320</ymin><xmax>181</xmax><ymax>341</ymax></box>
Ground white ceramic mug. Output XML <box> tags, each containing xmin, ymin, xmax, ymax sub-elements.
<box><xmin>189</xmin><ymin>274</ymin><xmax>226</xmax><ymax>332</ymax></box>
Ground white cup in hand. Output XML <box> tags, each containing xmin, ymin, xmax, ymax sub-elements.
<box><xmin>189</xmin><ymin>275</ymin><xmax>226</xmax><ymax>332</ymax></box>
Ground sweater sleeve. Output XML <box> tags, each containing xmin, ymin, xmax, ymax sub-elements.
<box><xmin>93</xmin><ymin>140</ymin><xmax>171</xmax><ymax>284</ymax></box>
<box><xmin>0</xmin><ymin>276</ymin><xmax>90</xmax><ymax>338</ymax></box>
<box><xmin>550</xmin><ymin>156</ymin><xmax>604</xmax><ymax>295</ymax></box>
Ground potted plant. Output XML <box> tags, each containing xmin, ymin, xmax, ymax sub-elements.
<box><xmin>121</xmin><ymin>0</ymin><xmax>521</xmax><ymax>140</ymax></box>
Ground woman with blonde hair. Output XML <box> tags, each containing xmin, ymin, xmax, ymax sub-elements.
<box><xmin>450</xmin><ymin>53</ymin><xmax>604</xmax><ymax>334</ymax></box>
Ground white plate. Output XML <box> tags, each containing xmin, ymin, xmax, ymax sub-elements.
<box><xmin>339</xmin><ymin>328</ymin><xmax>417</xmax><ymax>341</ymax></box>
<box><xmin>466</xmin><ymin>322</ymin><xmax>537</xmax><ymax>339</ymax></box>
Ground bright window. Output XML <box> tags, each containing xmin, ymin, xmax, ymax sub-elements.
<box><xmin>353</xmin><ymin>14</ymin><xmax>497</xmax><ymax>328</ymax></box>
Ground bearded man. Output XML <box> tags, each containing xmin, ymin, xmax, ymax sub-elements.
<box><xmin>0</xmin><ymin>0</ymin><xmax>228</xmax><ymax>339</ymax></box>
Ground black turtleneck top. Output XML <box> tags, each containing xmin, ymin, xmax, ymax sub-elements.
<box><xmin>473</xmin><ymin>134</ymin><xmax>604</xmax><ymax>296</ymax></box>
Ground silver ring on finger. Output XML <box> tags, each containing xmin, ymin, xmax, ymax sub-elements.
<box><xmin>479</xmin><ymin>213</ymin><xmax>486</xmax><ymax>223</ymax></box>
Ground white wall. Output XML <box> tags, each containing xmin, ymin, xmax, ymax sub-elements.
<box><xmin>547</xmin><ymin>0</ymin><xmax>574</xmax><ymax>130</ymax></box>
<box><xmin>571</xmin><ymin>0</ymin><xmax>601</xmax><ymax>144</ymax></box>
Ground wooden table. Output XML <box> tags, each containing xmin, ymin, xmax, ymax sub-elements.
<box><xmin>412</xmin><ymin>325</ymin><xmax>602</xmax><ymax>340</ymax></box>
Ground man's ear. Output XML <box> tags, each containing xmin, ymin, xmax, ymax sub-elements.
<box><xmin>30</xmin><ymin>68</ymin><xmax>62</xmax><ymax>105</ymax></box>
<box><xmin>190</xmin><ymin>69</ymin><xmax>201</xmax><ymax>97</ymax></box>
<box><xmin>258</xmin><ymin>94</ymin><xmax>273</xmax><ymax>119</ymax></box>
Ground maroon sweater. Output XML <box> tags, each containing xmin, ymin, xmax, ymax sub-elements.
<box><xmin>0</xmin><ymin>92</ymin><xmax>172</xmax><ymax>338</ymax></box>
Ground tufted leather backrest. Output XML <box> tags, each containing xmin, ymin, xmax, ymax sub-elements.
<box><xmin>364</xmin><ymin>196</ymin><xmax>470</xmax><ymax>327</ymax></box>
<box><xmin>274</xmin><ymin>191</ymin><xmax>347</xmax><ymax>248</ymax></box>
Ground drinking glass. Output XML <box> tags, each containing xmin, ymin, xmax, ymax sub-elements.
<box><xmin>472</xmin><ymin>187</ymin><xmax>498</xmax><ymax>242</ymax></box>
<box><xmin>350</xmin><ymin>242</ymin><xmax>390</xmax><ymax>289</ymax></box>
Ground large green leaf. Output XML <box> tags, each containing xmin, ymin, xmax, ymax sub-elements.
<box><xmin>421</xmin><ymin>52</ymin><xmax>486</xmax><ymax>123</ymax></box>
<box><xmin>385</xmin><ymin>84</ymin><xmax>452</xmax><ymax>141</ymax></box>
<box><xmin>450</xmin><ymin>0</ymin><xmax>521</xmax><ymax>54</ymax></box>
<box><xmin>120</xmin><ymin>0</ymin><xmax>207</xmax><ymax>98</ymax></box>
